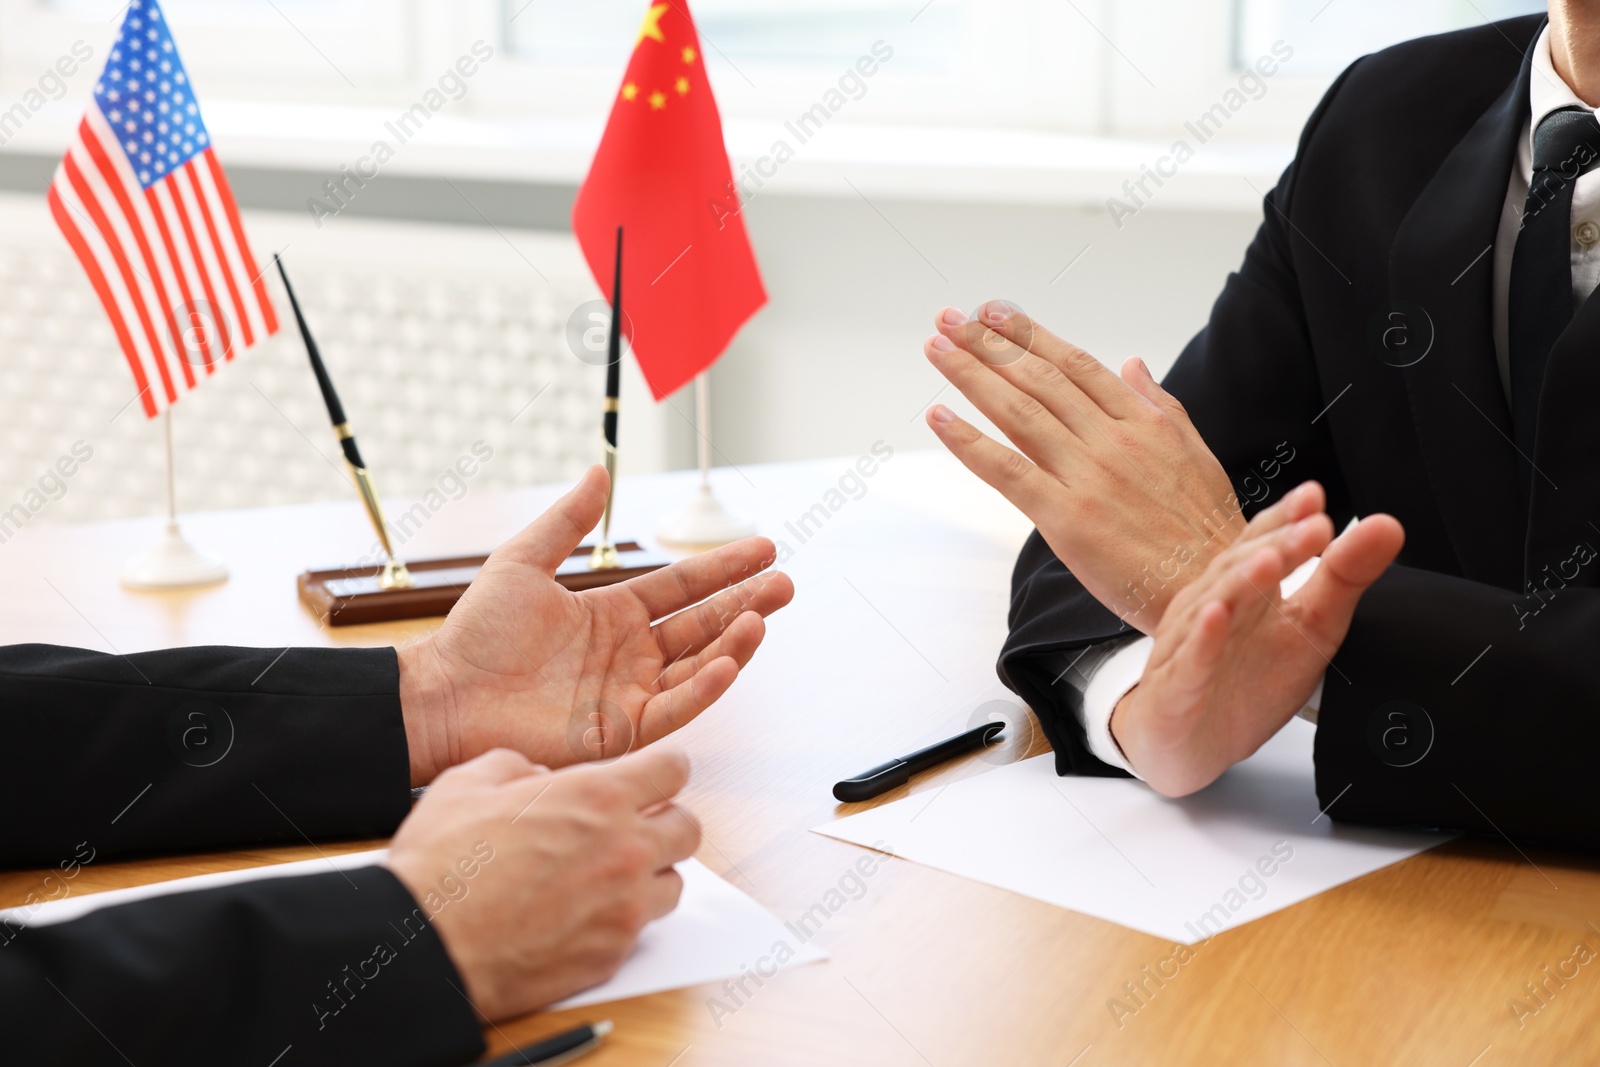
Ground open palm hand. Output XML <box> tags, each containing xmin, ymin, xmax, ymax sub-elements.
<box><xmin>398</xmin><ymin>466</ymin><xmax>793</xmax><ymax>785</ymax></box>
<box><xmin>1112</xmin><ymin>483</ymin><xmax>1404</xmax><ymax>796</ymax></box>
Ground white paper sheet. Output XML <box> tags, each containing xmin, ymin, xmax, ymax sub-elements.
<box><xmin>1</xmin><ymin>852</ymin><xmax>824</xmax><ymax>1009</ymax></box>
<box><xmin>813</xmin><ymin>718</ymin><xmax>1449</xmax><ymax>944</ymax></box>
<box><xmin>553</xmin><ymin>857</ymin><xmax>826</xmax><ymax>1010</ymax></box>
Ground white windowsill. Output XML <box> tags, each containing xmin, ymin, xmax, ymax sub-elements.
<box><xmin>0</xmin><ymin>99</ymin><xmax>1295</xmax><ymax>212</ymax></box>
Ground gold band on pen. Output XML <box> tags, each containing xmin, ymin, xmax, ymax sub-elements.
<box><xmin>602</xmin><ymin>398</ymin><xmax>619</xmax><ymax>413</ymax></box>
<box><xmin>590</xmin><ymin>444</ymin><xmax>621</xmax><ymax>571</ymax></box>
<box><xmin>347</xmin><ymin>462</ymin><xmax>414</xmax><ymax>589</ymax></box>
<box><xmin>334</xmin><ymin>422</ymin><xmax>353</xmax><ymax>441</ymax></box>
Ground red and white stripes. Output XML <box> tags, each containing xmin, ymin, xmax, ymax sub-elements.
<box><xmin>49</xmin><ymin>104</ymin><xmax>276</xmax><ymax>418</ymax></box>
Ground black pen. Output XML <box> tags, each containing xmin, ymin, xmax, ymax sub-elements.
<box><xmin>833</xmin><ymin>722</ymin><xmax>1005</xmax><ymax>802</ymax></box>
<box><xmin>604</xmin><ymin>224</ymin><xmax>622</xmax><ymax>452</ymax></box>
<box><xmin>483</xmin><ymin>1019</ymin><xmax>613</xmax><ymax>1066</ymax></box>
<box><xmin>274</xmin><ymin>253</ymin><xmax>413</xmax><ymax>590</ymax></box>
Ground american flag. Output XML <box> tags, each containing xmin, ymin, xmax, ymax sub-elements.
<box><xmin>49</xmin><ymin>0</ymin><xmax>277</xmax><ymax>419</ymax></box>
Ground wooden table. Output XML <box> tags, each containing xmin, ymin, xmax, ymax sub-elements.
<box><xmin>2</xmin><ymin>451</ymin><xmax>1597</xmax><ymax>1066</ymax></box>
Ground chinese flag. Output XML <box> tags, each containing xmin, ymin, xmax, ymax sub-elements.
<box><xmin>572</xmin><ymin>1</ymin><xmax>767</xmax><ymax>400</ymax></box>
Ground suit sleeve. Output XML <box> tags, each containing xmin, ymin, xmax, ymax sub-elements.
<box><xmin>999</xmin><ymin>62</ymin><xmax>1367</xmax><ymax>775</ymax></box>
<box><xmin>1318</xmin><ymin>564</ymin><xmax>1600</xmax><ymax>851</ymax></box>
<box><xmin>0</xmin><ymin>643</ymin><xmax>414</xmax><ymax>868</ymax></box>
<box><xmin>0</xmin><ymin>643</ymin><xmax>486</xmax><ymax>1065</ymax></box>
<box><xmin>0</xmin><ymin>865</ymin><xmax>486</xmax><ymax>1067</ymax></box>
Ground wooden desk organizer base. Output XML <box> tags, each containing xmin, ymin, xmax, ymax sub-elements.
<box><xmin>298</xmin><ymin>542</ymin><xmax>666</xmax><ymax>626</ymax></box>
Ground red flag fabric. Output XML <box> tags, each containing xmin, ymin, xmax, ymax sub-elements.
<box><xmin>572</xmin><ymin>1</ymin><xmax>766</xmax><ymax>401</ymax></box>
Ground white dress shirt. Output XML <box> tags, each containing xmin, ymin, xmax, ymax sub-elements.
<box><xmin>1074</xmin><ymin>25</ymin><xmax>1600</xmax><ymax>777</ymax></box>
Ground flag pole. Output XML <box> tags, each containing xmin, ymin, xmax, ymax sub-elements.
<box><xmin>656</xmin><ymin>370</ymin><xmax>756</xmax><ymax>547</ymax></box>
<box><xmin>120</xmin><ymin>406</ymin><xmax>228</xmax><ymax>590</ymax></box>
<box><xmin>163</xmin><ymin>409</ymin><xmax>177</xmax><ymax>525</ymax></box>
<box><xmin>695</xmin><ymin>372</ymin><xmax>712</xmax><ymax>489</ymax></box>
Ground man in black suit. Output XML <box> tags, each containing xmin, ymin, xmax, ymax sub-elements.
<box><xmin>0</xmin><ymin>465</ymin><xmax>793</xmax><ymax>1066</ymax></box>
<box><xmin>922</xmin><ymin>8</ymin><xmax>1600</xmax><ymax>849</ymax></box>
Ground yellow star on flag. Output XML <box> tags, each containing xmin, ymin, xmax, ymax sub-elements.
<box><xmin>622</xmin><ymin>83</ymin><xmax>639</xmax><ymax>101</ymax></box>
<box><xmin>649</xmin><ymin>90</ymin><xmax>667</xmax><ymax>110</ymax></box>
<box><xmin>637</xmin><ymin>4</ymin><xmax>668</xmax><ymax>46</ymax></box>
<box><xmin>675</xmin><ymin>76</ymin><xmax>690</xmax><ymax>95</ymax></box>
<box><xmin>682</xmin><ymin>46</ymin><xmax>697</xmax><ymax>64</ymax></box>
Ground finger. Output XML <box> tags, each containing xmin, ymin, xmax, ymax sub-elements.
<box><xmin>925</xmin><ymin>404</ymin><xmax>1065</xmax><ymax>518</ymax></box>
<box><xmin>1296</xmin><ymin>514</ymin><xmax>1405</xmax><ymax>627</ymax></box>
<box><xmin>642</xmin><ymin>803</ymin><xmax>701</xmax><ymax>870</ymax></box>
<box><xmin>639</xmin><ymin>655</ymin><xmax>739</xmax><ymax>746</ymax></box>
<box><xmin>1213</xmin><ymin>509</ymin><xmax>1334</xmax><ymax>578</ymax></box>
<box><xmin>933</xmin><ymin>307</ymin><xmax>1109</xmax><ymax>435</ymax></box>
<box><xmin>934</xmin><ymin>306</ymin><xmax>1032</xmax><ymax>370</ymax></box>
<box><xmin>607</xmin><ymin>745</ymin><xmax>693</xmax><ymax>810</ymax></box>
<box><xmin>642</xmin><ymin>867</ymin><xmax>687</xmax><ymax>922</ymax></box>
<box><xmin>1166</xmin><ymin>599</ymin><xmax>1231</xmax><ymax>696</ymax></box>
<box><xmin>653</xmin><ymin>570</ymin><xmax>793</xmax><ymax>663</ymax></box>
<box><xmin>1238</xmin><ymin>507</ymin><xmax>1336</xmax><ymax>612</ymax></box>
<box><xmin>1161</xmin><ymin>541</ymin><xmax>1278</xmax><ymax>646</ymax></box>
<box><xmin>625</xmin><ymin>537</ymin><xmax>779</xmax><ymax>620</ymax></box>
<box><xmin>495</xmin><ymin>465</ymin><xmax>609</xmax><ymax>574</ymax></box>
<box><xmin>1236</xmin><ymin>481</ymin><xmax>1326</xmax><ymax>544</ymax></box>
<box><xmin>1213</xmin><ymin>514</ymin><xmax>1332</xmax><ymax>630</ymax></box>
<box><xmin>1244</xmin><ymin>512</ymin><xmax>1335</xmax><ymax>582</ymax></box>
<box><xmin>1319</xmin><ymin>514</ymin><xmax>1404</xmax><ymax>587</ymax></box>
<box><xmin>1168</xmin><ymin>527</ymin><xmax>1295</xmax><ymax>641</ymax></box>
<box><xmin>926</xmin><ymin>324</ymin><xmax>1092</xmax><ymax>453</ymax></box>
<box><xmin>1282</xmin><ymin>511</ymin><xmax>1336</xmax><ymax>568</ymax></box>
<box><xmin>960</xmin><ymin>300</ymin><xmax>1147</xmax><ymax>420</ymax></box>
<box><xmin>1226</xmin><ymin>544</ymin><xmax>1292</xmax><ymax>635</ymax></box>
<box><xmin>660</xmin><ymin>611</ymin><xmax>765</xmax><ymax>690</ymax></box>
<box><xmin>440</xmin><ymin>747</ymin><xmax>547</xmax><ymax>787</ymax></box>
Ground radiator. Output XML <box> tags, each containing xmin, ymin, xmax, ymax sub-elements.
<box><xmin>0</xmin><ymin>193</ymin><xmax>671</xmax><ymax>528</ymax></box>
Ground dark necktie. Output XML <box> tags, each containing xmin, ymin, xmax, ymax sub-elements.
<box><xmin>1508</xmin><ymin>105</ymin><xmax>1600</xmax><ymax>501</ymax></box>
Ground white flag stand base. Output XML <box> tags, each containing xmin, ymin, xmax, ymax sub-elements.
<box><xmin>122</xmin><ymin>521</ymin><xmax>229</xmax><ymax>590</ymax></box>
<box><xmin>656</xmin><ymin>482</ymin><xmax>756</xmax><ymax>547</ymax></box>
<box><xmin>121</xmin><ymin>410</ymin><xmax>228</xmax><ymax>590</ymax></box>
<box><xmin>655</xmin><ymin>372</ymin><xmax>757</xmax><ymax>548</ymax></box>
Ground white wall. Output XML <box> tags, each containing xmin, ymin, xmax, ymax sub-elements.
<box><xmin>713</xmin><ymin>194</ymin><xmax>1263</xmax><ymax>465</ymax></box>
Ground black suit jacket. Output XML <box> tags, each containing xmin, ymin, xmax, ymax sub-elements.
<box><xmin>0</xmin><ymin>644</ymin><xmax>485</xmax><ymax>1066</ymax></box>
<box><xmin>1002</xmin><ymin>16</ymin><xmax>1600</xmax><ymax>851</ymax></box>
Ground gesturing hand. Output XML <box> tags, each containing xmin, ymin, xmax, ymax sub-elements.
<box><xmin>1110</xmin><ymin>486</ymin><xmax>1404</xmax><ymax>796</ymax></box>
<box><xmin>922</xmin><ymin>301</ymin><xmax>1244</xmax><ymax>632</ymax></box>
<box><xmin>398</xmin><ymin>466</ymin><xmax>794</xmax><ymax>786</ymax></box>
<box><xmin>386</xmin><ymin>746</ymin><xmax>700</xmax><ymax>1021</ymax></box>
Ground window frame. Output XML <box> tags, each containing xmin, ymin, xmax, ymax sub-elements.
<box><xmin>0</xmin><ymin>0</ymin><xmax>1496</xmax><ymax>162</ymax></box>
<box><xmin>0</xmin><ymin>0</ymin><xmax>417</xmax><ymax>104</ymax></box>
<box><xmin>466</xmin><ymin>0</ymin><xmax>1106</xmax><ymax>133</ymax></box>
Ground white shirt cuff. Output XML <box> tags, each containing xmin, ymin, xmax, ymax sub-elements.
<box><xmin>1080</xmin><ymin>635</ymin><xmax>1151</xmax><ymax>774</ymax></box>
<box><xmin>1077</xmin><ymin>556</ymin><xmax>1328</xmax><ymax>777</ymax></box>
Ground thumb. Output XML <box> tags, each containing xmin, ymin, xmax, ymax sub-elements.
<box><xmin>1295</xmin><ymin>514</ymin><xmax>1405</xmax><ymax>628</ymax></box>
<box><xmin>439</xmin><ymin>748</ymin><xmax>549</xmax><ymax>787</ymax></box>
<box><xmin>499</xmin><ymin>464</ymin><xmax>610</xmax><ymax>573</ymax></box>
<box><xmin>1120</xmin><ymin>356</ymin><xmax>1191</xmax><ymax>424</ymax></box>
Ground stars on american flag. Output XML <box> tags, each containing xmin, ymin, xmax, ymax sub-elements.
<box><xmin>91</xmin><ymin>0</ymin><xmax>209</xmax><ymax>187</ymax></box>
